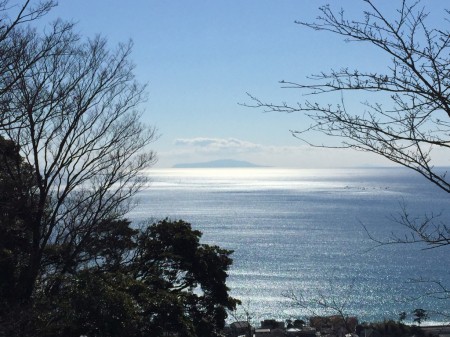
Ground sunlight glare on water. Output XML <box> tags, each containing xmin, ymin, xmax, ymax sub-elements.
<box><xmin>131</xmin><ymin>167</ymin><xmax>450</xmax><ymax>324</ymax></box>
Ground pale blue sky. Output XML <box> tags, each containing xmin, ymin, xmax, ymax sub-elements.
<box><xmin>39</xmin><ymin>1</ymin><xmax>448</xmax><ymax>168</ymax></box>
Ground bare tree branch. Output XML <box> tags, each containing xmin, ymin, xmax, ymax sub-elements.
<box><xmin>283</xmin><ymin>280</ymin><xmax>359</xmax><ymax>334</ymax></box>
<box><xmin>0</xmin><ymin>18</ymin><xmax>157</xmax><ymax>302</ymax></box>
<box><xmin>246</xmin><ymin>0</ymin><xmax>450</xmax><ymax>250</ymax></box>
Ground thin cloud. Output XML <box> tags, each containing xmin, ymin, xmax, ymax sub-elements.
<box><xmin>165</xmin><ymin>136</ymin><xmax>391</xmax><ymax>168</ymax></box>
<box><xmin>174</xmin><ymin>137</ymin><xmax>264</xmax><ymax>153</ymax></box>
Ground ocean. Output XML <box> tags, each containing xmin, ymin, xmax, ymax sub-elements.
<box><xmin>128</xmin><ymin>167</ymin><xmax>450</xmax><ymax>325</ymax></box>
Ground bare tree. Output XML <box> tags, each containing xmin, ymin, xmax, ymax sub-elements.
<box><xmin>247</xmin><ymin>0</ymin><xmax>450</xmax><ymax>250</ymax></box>
<box><xmin>283</xmin><ymin>280</ymin><xmax>358</xmax><ymax>334</ymax></box>
<box><xmin>0</xmin><ymin>17</ymin><xmax>157</xmax><ymax>309</ymax></box>
<box><xmin>0</xmin><ymin>1</ymin><xmax>57</xmax><ymax>119</ymax></box>
<box><xmin>0</xmin><ymin>1</ymin><xmax>55</xmax><ymax>39</ymax></box>
<box><xmin>228</xmin><ymin>300</ymin><xmax>255</xmax><ymax>337</ymax></box>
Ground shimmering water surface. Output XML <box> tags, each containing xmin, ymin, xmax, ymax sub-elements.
<box><xmin>129</xmin><ymin>167</ymin><xmax>449</xmax><ymax>324</ymax></box>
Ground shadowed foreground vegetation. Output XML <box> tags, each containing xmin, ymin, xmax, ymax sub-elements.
<box><xmin>0</xmin><ymin>133</ymin><xmax>237</xmax><ymax>336</ymax></box>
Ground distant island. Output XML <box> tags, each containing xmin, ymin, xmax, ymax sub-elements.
<box><xmin>173</xmin><ymin>159</ymin><xmax>265</xmax><ymax>168</ymax></box>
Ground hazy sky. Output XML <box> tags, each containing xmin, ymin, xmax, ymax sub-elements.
<box><xmin>40</xmin><ymin>1</ymin><xmax>447</xmax><ymax>168</ymax></box>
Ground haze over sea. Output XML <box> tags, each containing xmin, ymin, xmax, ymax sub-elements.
<box><xmin>129</xmin><ymin>167</ymin><xmax>450</xmax><ymax>325</ymax></box>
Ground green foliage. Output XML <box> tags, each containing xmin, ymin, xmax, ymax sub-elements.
<box><xmin>131</xmin><ymin>219</ymin><xmax>239</xmax><ymax>337</ymax></box>
<box><xmin>1</xmin><ymin>215</ymin><xmax>238</xmax><ymax>336</ymax></box>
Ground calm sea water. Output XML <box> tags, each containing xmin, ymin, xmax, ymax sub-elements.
<box><xmin>129</xmin><ymin>167</ymin><xmax>449</xmax><ymax>325</ymax></box>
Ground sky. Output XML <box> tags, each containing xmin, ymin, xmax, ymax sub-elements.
<box><xmin>34</xmin><ymin>0</ymin><xmax>448</xmax><ymax>168</ymax></box>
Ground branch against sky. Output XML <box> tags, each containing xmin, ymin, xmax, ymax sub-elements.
<box><xmin>246</xmin><ymin>0</ymin><xmax>450</xmax><ymax>250</ymax></box>
<box><xmin>0</xmin><ymin>1</ymin><xmax>57</xmax><ymax>117</ymax></box>
<box><xmin>247</xmin><ymin>0</ymin><xmax>450</xmax><ymax>192</ymax></box>
<box><xmin>0</xmin><ymin>15</ymin><xmax>157</xmax><ymax>307</ymax></box>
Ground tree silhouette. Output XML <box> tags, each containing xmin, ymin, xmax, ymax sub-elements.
<box><xmin>412</xmin><ymin>308</ymin><xmax>428</xmax><ymax>326</ymax></box>
<box><xmin>247</xmin><ymin>0</ymin><xmax>450</xmax><ymax>250</ymax></box>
